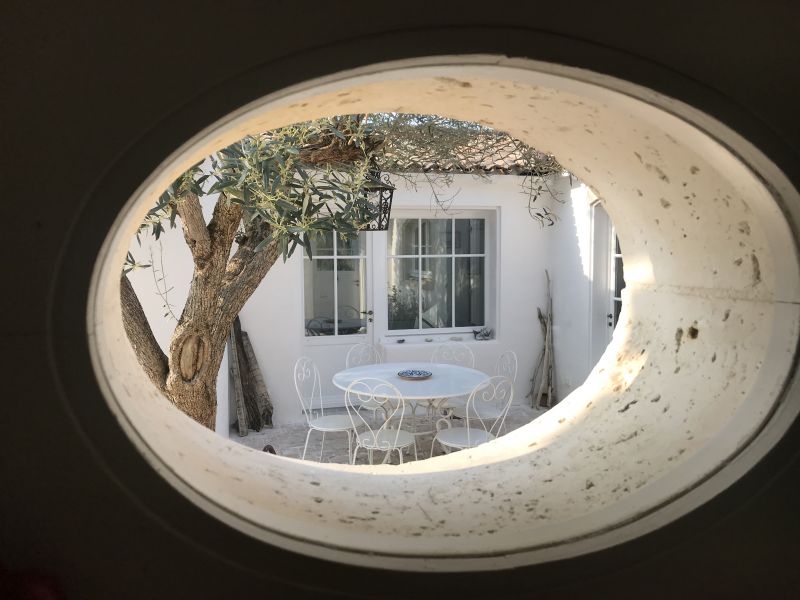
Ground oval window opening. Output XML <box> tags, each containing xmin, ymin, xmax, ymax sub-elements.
<box><xmin>89</xmin><ymin>57</ymin><xmax>800</xmax><ymax>571</ymax></box>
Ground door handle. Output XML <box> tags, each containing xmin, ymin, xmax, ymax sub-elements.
<box><xmin>361</xmin><ymin>310</ymin><xmax>374</xmax><ymax>316</ymax></box>
<box><xmin>607</xmin><ymin>312</ymin><xmax>614</xmax><ymax>327</ymax></box>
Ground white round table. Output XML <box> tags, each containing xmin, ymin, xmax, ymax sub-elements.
<box><xmin>332</xmin><ymin>362</ymin><xmax>490</xmax><ymax>435</ymax></box>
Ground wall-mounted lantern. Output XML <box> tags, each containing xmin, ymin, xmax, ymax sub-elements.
<box><xmin>359</xmin><ymin>168</ymin><xmax>394</xmax><ymax>231</ymax></box>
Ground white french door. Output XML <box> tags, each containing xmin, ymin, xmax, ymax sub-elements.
<box><xmin>302</xmin><ymin>231</ymin><xmax>375</xmax><ymax>345</ymax></box>
<box><xmin>301</xmin><ymin>231</ymin><xmax>377</xmax><ymax>407</ymax></box>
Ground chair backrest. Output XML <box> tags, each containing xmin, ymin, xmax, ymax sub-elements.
<box><xmin>344</xmin><ymin>378</ymin><xmax>408</xmax><ymax>462</ymax></box>
<box><xmin>294</xmin><ymin>356</ymin><xmax>323</xmax><ymax>424</ymax></box>
<box><xmin>464</xmin><ymin>375</ymin><xmax>514</xmax><ymax>444</ymax></box>
<box><xmin>494</xmin><ymin>350</ymin><xmax>518</xmax><ymax>382</ymax></box>
<box><xmin>430</xmin><ymin>342</ymin><xmax>475</xmax><ymax>368</ymax></box>
<box><xmin>345</xmin><ymin>343</ymin><xmax>384</xmax><ymax>369</ymax></box>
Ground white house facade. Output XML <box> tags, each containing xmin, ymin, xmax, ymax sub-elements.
<box><xmin>127</xmin><ymin>172</ymin><xmax>619</xmax><ymax>433</ymax></box>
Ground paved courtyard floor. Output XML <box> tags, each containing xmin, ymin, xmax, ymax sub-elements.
<box><xmin>230</xmin><ymin>403</ymin><xmax>547</xmax><ymax>465</ymax></box>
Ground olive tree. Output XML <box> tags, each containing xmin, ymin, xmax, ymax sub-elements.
<box><xmin>122</xmin><ymin>114</ymin><xmax>560</xmax><ymax>429</ymax></box>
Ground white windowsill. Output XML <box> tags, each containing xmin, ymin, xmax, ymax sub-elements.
<box><xmin>379</xmin><ymin>334</ymin><xmax>499</xmax><ymax>347</ymax></box>
<box><xmin>303</xmin><ymin>334</ymin><xmax>370</xmax><ymax>347</ymax></box>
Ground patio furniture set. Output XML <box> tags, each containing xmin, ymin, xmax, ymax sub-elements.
<box><xmin>294</xmin><ymin>342</ymin><xmax>518</xmax><ymax>465</ymax></box>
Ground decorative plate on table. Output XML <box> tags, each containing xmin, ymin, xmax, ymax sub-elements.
<box><xmin>397</xmin><ymin>369</ymin><xmax>432</xmax><ymax>380</ymax></box>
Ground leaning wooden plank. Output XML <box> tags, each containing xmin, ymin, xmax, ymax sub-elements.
<box><xmin>528</xmin><ymin>345</ymin><xmax>546</xmax><ymax>406</ymax></box>
<box><xmin>529</xmin><ymin>298</ymin><xmax>548</xmax><ymax>404</ymax></box>
<box><xmin>535</xmin><ymin>323</ymin><xmax>551</xmax><ymax>408</ymax></box>
<box><xmin>241</xmin><ymin>330</ymin><xmax>274</xmax><ymax>428</ymax></box>
<box><xmin>546</xmin><ymin>270</ymin><xmax>557</xmax><ymax>406</ymax></box>
<box><xmin>544</xmin><ymin>313</ymin><xmax>554</xmax><ymax>407</ymax></box>
<box><xmin>534</xmin><ymin>273</ymin><xmax>551</xmax><ymax>407</ymax></box>
<box><xmin>228</xmin><ymin>329</ymin><xmax>248</xmax><ymax>437</ymax></box>
<box><xmin>233</xmin><ymin>317</ymin><xmax>264</xmax><ymax>432</ymax></box>
<box><xmin>528</xmin><ymin>269</ymin><xmax>558</xmax><ymax>408</ymax></box>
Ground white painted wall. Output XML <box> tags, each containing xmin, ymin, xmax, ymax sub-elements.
<box><xmin>545</xmin><ymin>178</ymin><xmax>595</xmax><ymax>398</ymax></box>
<box><xmin>128</xmin><ymin>173</ymin><xmax>598</xmax><ymax>427</ymax></box>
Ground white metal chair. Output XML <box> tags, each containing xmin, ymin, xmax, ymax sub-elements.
<box><xmin>490</xmin><ymin>350</ymin><xmax>518</xmax><ymax>433</ymax></box>
<box><xmin>448</xmin><ymin>351</ymin><xmax>518</xmax><ymax>430</ymax></box>
<box><xmin>494</xmin><ymin>350</ymin><xmax>518</xmax><ymax>382</ymax></box>
<box><xmin>431</xmin><ymin>376</ymin><xmax>513</xmax><ymax>457</ymax></box>
<box><xmin>430</xmin><ymin>342</ymin><xmax>475</xmax><ymax>368</ymax></box>
<box><xmin>294</xmin><ymin>357</ymin><xmax>354</xmax><ymax>462</ymax></box>
<box><xmin>345</xmin><ymin>378</ymin><xmax>418</xmax><ymax>465</ymax></box>
<box><xmin>345</xmin><ymin>343</ymin><xmax>384</xmax><ymax>368</ymax></box>
<box><xmin>430</xmin><ymin>342</ymin><xmax>476</xmax><ymax>420</ymax></box>
<box><xmin>344</xmin><ymin>343</ymin><xmax>386</xmax><ymax>421</ymax></box>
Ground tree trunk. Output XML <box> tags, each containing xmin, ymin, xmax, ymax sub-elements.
<box><xmin>121</xmin><ymin>194</ymin><xmax>281</xmax><ymax>430</ymax></box>
<box><xmin>165</xmin><ymin>327</ymin><xmax>223</xmax><ymax>429</ymax></box>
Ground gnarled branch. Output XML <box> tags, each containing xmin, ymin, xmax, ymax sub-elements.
<box><xmin>120</xmin><ymin>274</ymin><xmax>168</xmax><ymax>393</ymax></box>
<box><xmin>223</xmin><ymin>219</ymin><xmax>270</xmax><ymax>284</ymax></box>
<box><xmin>175</xmin><ymin>192</ymin><xmax>211</xmax><ymax>264</ymax></box>
<box><xmin>214</xmin><ymin>236</ymin><xmax>281</xmax><ymax>341</ymax></box>
<box><xmin>207</xmin><ymin>192</ymin><xmax>243</xmax><ymax>254</ymax></box>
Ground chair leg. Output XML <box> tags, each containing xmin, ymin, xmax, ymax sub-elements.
<box><xmin>397</xmin><ymin>448</ymin><xmax>403</xmax><ymax>464</ymax></box>
<box><xmin>319</xmin><ymin>432</ymin><xmax>326</xmax><ymax>462</ymax></box>
<box><xmin>407</xmin><ymin>402</ymin><xmax>418</xmax><ymax>435</ymax></box>
<box><xmin>351</xmin><ymin>446</ymin><xmax>359</xmax><ymax>465</ymax></box>
<box><xmin>368</xmin><ymin>449</ymin><xmax>373</xmax><ymax>465</ymax></box>
<box><xmin>430</xmin><ymin>436</ymin><xmax>437</xmax><ymax>458</ymax></box>
<box><xmin>347</xmin><ymin>431</ymin><xmax>353</xmax><ymax>464</ymax></box>
<box><xmin>413</xmin><ymin>441</ymin><xmax>418</xmax><ymax>461</ymax></box>
<box><xmin>302</xmin><ymin>429</ymin><xmax>313</xmax><ymax>460</ymax></box>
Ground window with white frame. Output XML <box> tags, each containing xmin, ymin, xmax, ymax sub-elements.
<box><xmin>303</xmin><ymin>231</ymin><xmax>368</xmax><ymax>337</ymax></box>
<box><xmin>386</xmin><ymin>217</ymin><xmax>486</xmax><ymax>333</ymax></box>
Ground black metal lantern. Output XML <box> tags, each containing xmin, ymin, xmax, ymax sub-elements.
<box><xmin>359</xmin><ymin>168</ymin><xmax>394</xmax><ymax>231</ymax></box>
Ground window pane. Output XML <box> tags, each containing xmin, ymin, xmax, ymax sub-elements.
<box><xmin>304</xmin><ymin>260</ymin><xmax>335</xmax><ymax>336</ymax></box>
<box><xmin>337</xmin><ymin>231</ymin><xmax>366</xmax><ymax>256</ymax></box>
<box><xmin>337</xmin><ymin>259</ymin><xmax>367</xmax><ymax>335</ymax></box>
<box><xmin>615</xmin><ymin>235</ymin><xmax>622</xmax><ymax>255</ymax></box>
<box><xmin>455</xmin><ymin>257</ymin><xmax>484</xmax><ymax>327</ymax></box>
<box><xmin>420</xmin><ymin>219</ymin><xmax>451</xmax><ymax>255</ymax></box>
<box><xmin>613</xmin><ymin>299</ymin><xmax>623</xmax><ymax>327</ymax></box>
<box><xmin>387</xmin><ymin>258</ymin><xmax>418</xmax><ymax>330</ymax></box>
<box><xmin>387</xmin><ymin>218</ymin><xmax>417</xmax><ymax>256</ymax></box>
<box><xmin>454</xmin><ymin>219</ymin><xmax>485</xmax><ymax>254</ymax></box>
<box><xmin>309</xmin><ymin>230</ymin><xmax>334</xmax><ymax>257</ymax></box>
<box><xmin>421</xmin><ymin>257</ymin><xmax>451</xmax><ymax>328</ymax></box>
